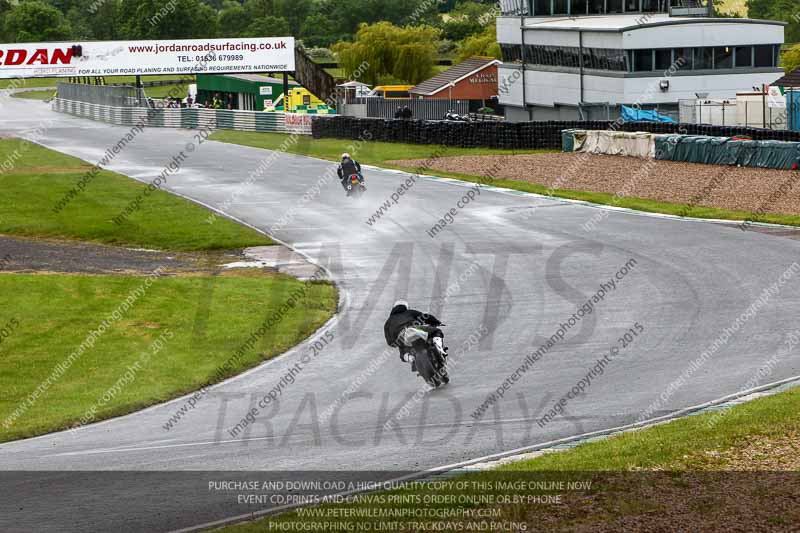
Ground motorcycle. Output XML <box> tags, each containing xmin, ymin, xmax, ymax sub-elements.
<box><xmin>346</xmin><ymin>173</ymin><xmax>366</xmax><ymax>198</ymax></box>
<box><xmin>399</xmin><ymin>325</ymin><xmax>449</xmax><ymax>387</ymax></box>
<box><xmin>443</xmin><ymin>110</ymin><xmax>470</xmax><ymax>122</ymax></box>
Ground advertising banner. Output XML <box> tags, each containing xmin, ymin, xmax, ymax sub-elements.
<box><xmin>0</xmin><ymin>37</ymin><xmax>295</xmax><ymax>79</ymax></box>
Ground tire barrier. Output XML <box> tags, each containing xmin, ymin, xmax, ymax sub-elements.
<box><xmin>312</xmin><ymin>116</ymin><xmax>800</xmax><ymax>150</ymax></box>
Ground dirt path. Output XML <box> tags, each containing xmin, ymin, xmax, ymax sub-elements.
<box><xmin>0</xmin><ymin>235</ymin><xmax>241</xmax><ymax>275</ymax></box>
<box><xmin>389</xmin><ymin>152</ymin><xmax>800</xmax><ymax>216</ymax></box>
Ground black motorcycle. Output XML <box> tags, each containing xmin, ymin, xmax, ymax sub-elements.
<box><xmin>346</xmin><ymin>172</ymin><xmax>366</xmax><ymax>198</ymax></box>
<box><xmin>399</xmin><ymin>325</ymin><xmax>449</xmax><ymax>387</ymax></box>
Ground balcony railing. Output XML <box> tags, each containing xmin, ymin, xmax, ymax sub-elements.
<box><xmin>669</xmin><ymin>0</ymin><xmax>712</xmax><ymax>17</ymax></box>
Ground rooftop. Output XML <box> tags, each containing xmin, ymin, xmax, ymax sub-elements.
<box><xmin>522</xmin><ymin>14</ymin><xmax>786</xmax><ymax>32</ymax></box>
<box><xmin>208</xmin><ymin>73</ymin><xmax>300</xmax><ymax>85</ymax></box>
<box><xmin>410</xmin><ymin>57</ymin><xmax>500</xmax><ymax>96</ymax></box>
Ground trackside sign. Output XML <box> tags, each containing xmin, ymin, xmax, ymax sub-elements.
<box><xmin>0</xmin><ymin>37</ymin><xmax>295</xmax><ymax>79</ymax></box>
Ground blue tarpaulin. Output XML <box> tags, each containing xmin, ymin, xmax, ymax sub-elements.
<box><xmin>621</xmin><ymin>105</ymin><xmax>675</xmax><ymax>123</ymax></box>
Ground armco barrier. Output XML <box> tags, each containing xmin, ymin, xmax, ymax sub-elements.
<box><xmin>52</xmin><ymin>98</ymin><xmax>293</xmax><ymax>134</ymax></box>
<box><xmin>312</xmin><ymin>116</ymin><xmax>800</xmax><ymax>150</ymax></box>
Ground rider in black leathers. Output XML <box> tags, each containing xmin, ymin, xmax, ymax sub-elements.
<box><xmin>337</xmin><ymin>152</ymin><xmax>362</xmax><ymax>191</ymax></box>
<box><xmin>384</xmin><ymin>300</ymin><xmax>446</xmax><ymax>363</ymax></box>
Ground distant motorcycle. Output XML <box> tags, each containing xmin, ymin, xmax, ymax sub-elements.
<box><xmin>443</xmin><ymin>110</ymin><xmax>470</xmax><ymax>122</ymax></box>
<box><xmin>346</xmin><ymin>172</ymin><xmax>366</xmax><ymax>198</ymax></box>
<box><xmin>399</xmin><ymin>325</ymin><xmax>449</xmax><ymax>387</ymax></box>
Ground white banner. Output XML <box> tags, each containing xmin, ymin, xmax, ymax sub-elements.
<box><xmin>0</xmin><ymin>37</ymin><xmax>295</xmax><ymax>79</ymax></box>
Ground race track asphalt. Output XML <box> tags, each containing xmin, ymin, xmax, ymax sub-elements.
<box><xmin>1</xmin><ymin>96</ymin><xmax>799</xmax><ymax>532</ymax></box>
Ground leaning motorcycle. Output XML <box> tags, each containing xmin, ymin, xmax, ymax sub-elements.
<box><xmin>346</xmin><ymin>173</ymin><xmax>366</xmax><ymax>198</ymax></box>
<box><xmin>399</xmin><ymin>325</ymin><xmax>449</xmax><ymax>387</ymax></box>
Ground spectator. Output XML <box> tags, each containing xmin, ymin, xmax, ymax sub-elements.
<box><xmin>402</xmin><ymin>106</ymin><xmax>412</xmax><ymax>120</ymax></box>
<box><xmin>394</xmin><ymin>106</ymin><xmax>402</xmax><ymax>119</ymax></box>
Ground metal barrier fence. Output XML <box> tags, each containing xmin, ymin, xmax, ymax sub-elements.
<box><xmin>51</xmin><ymin>98</ymin><xmax>296</xmax><ymax>133</ymax></box>
<box><xmin>365</xmin><ymin>98</ymin><xmax>469</xmax><ymax>120</ymax></box>
<box><xmin>57</xmin><ymin>83</ymin><xmax>146</xmax><ymax>108</ymax></box>
<box><xmin>679</xmin><ymin>99</ymin><xmax>790</xmax><ymax>130</ymax></box>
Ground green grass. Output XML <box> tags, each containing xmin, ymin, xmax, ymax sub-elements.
<box><xmin>210</xmin><ymin>132</ymin><xmax>800</xmax><ymax>228</ymax></box>
<box><xmin>0</xmin><ymin>74</ymin><xmax>193</xmax><ymax>90</ymax></box>
<box><xmin>10</xmin><ymin>90</ymin><xmax>56</xmax><ymax>101</ymax></box>
<box><xmin>144</xmin><ymin>84</ymin><xmax>189</xmax><ymax>99</ymax></box>
<box><xmin>209</xmin><ymin>131</ymin><xmax>545</xmax><ymax>167</ymax></box>
<box><xmin>0</xmin><ymin>272</ymin><xmax>336</xmax><ymax>442</ymax></box>
<box><xmin>0</xmin><ymin>137</ymin><xmax>337</xmax><ymax>442</ymax></box>
<box><xmin>221</xmin><ymin>386</ymin><xmax>800</xmax><ymax>532</ymax></box>
<box><xmin>0</xmin><ymin>138</ymin><xmax>270</xmax><ymax>251</ymax></box>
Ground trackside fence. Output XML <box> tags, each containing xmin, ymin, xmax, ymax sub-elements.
<box><xmin>51</xmin><ymin>98</ymin><xmax>310</xmax><ymax>134</ymax></box>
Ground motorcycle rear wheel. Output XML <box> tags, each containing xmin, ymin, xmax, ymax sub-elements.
<box><xmin>414</xmin><ymin>349</ymin><xmax>439</xmax><ymax>387</ymax></box>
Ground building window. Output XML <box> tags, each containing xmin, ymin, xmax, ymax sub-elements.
<box><xmin>754</xmin><ymin>45</ymin><xmax>774</xmax><ymax>67</ymax></box>
<box><xmin>501</xmin><ymin>44</ymin><xmax>522</xmax><ymax>63</ymax></box>
<box><xmin>571</xmin><ymin>0</ymin><xmax>588</xmax><ymax>15</ymax></box>
<box><xmin>654</xmin><ymin>49</ymin><xmax>672</xmax><ymax>70</ymax></box>
<box><xmin>673</xmin><ymin>48</ymin><xmax>692</xmax><ymax>70</ymax></box>
<box><xmin>641</xmin><ymin>0</ymin><xmax>661</xmax><ymax>11</ymax></box>
<box><xmin>553</xmin><ymin>0</ymin><xmax>569</xmax><ymax>14</ymax></box>
<box><xmin>633</xmin><ymin>49</ymin><xmax>653</xmax><ymax>72</ymax></box>
<box><xmin>714</xmin><ymin>47</ymin><xmax>733</xmax><ymax>69</ymax></box>
<box><xmin>588</xmin><ymin>0</ymin><xmax>604</xmax><ymax>14</ymax></box>
<box><xmin>534</xmin><ymin>0</ymin><xmax>549</xmax><ymax>15</ymax></box>
<box><xmin>734</xmin><ymin>46</ymin><xmax>752</xmax><ymax>68</ymax></box>
<box><xmin>607</xmin><ymin>0</ymin><xmax>624</xmax><ymax>13</ymax></box>
<box><xmin>694</xmin><ymin>47</ymin><xmax>713</xmax><ymax>70</ymax></box>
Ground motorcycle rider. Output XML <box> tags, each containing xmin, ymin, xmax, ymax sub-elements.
<box><xmin>337</xmin><ymin>153</ymin><xmax>362</xmax><ymax>191</ymax></box>
<box><xmin>384</xmin><ymin>300</ymin><xmax>447</xmax><ymax>367</ymax></box>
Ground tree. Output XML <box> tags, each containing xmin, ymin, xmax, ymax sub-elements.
<box><xmin>782</xmin><ymin>43</ymin><xmax>800</xmax><ymax>74</ymax></box>
<box><xmin>333</xmin><ymin>22</ymin><xmax>440</xmax><ymax>85</ymax></box>
<box><xmin>218</xmin><ymin>4</ymin><xmax>250</xmax><ymax>37</ymax></box>
<box><xmin>300</xmin><ymin>13</ymin><xmax>338</xmax><ymax>48</ymax></box>
<box><xmin>244</xmin><ymin>15</ymin><xmax>291</xmax><ymax>38</ymax></box>
<box><xmin>455</xmin><ymin>25</ymin><xmax>501</xmax><ymax>63</ymax></box>
<box><xmin>120</xmin><ymin>0</ymin><xmax>218</xmax><ymax>39</ymax></box>
<box><xmin>3</xmin><ymin>1</ymin><xmax>72</xmax><ymax>42</ymax></box>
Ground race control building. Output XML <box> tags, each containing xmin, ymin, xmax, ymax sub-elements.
<box><xmin>496</xmin><ymin>0</ymin><xmax>785</xmax><ymax>121</ymax></box>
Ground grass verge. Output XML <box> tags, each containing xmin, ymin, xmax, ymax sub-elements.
<box><xmin>0</xmin><ymin>271</ymin><xmax>336</xmax><ymax>443</ymax></box>
<box><xmin>10</xmin><ymin>90</ymin><xmax>55</xmax><ymax>101</ymax></box>
<box><xmin>209</xmin><ymin>131</ymin><xmax>546</xmax><ymax>166</ymax></box>
<box><xmin>211</xmin><ymin>131</ymin><xmax>800</xmax><ymax>228</ymax></box>
<box><xmin>0</xmin><ymin>138</ymin><xmax>337</xmax><ymax>442</ymax></box>
<box><xmin>0</xmin><ymin>138</ymin><xmax>270</xmax><ymax>250</ymax></box>
<box><xmin>221</xmin><ymin>385</ymin><xmax>800</xmax><ymax>532</ymax></box>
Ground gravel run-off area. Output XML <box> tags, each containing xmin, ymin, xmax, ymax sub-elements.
<box><xmin>389</xmin><ymin>152</ymin><xmax>800</xmax><ymax>217</ymax></box>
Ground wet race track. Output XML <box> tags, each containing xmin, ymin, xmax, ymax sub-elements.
<box><xmin>1</xmin><ymin>96</ymin><xmax>800</xmax><ymax>531</ymax></box>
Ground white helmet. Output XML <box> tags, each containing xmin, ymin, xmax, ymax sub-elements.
<box><xmin>341</xmin><ymin>152</ymin><xmax>351</xmax><ymax>160</ymax></box>
<box><xmin>391</xmin><ymin>300</ymin><xmax>409</xmax><ymax>314</ymax></box>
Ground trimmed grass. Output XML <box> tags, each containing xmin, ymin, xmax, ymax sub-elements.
<box><xmin>222</xmin><ymin>385</ymin><xmax>800</xmax><ymax>532</ymax></box>
<box><xmin>0</xmin><ymin>138</ymin><xmax>270</xmax><ymax>251</ymax></box>
<box><xmin>209</xmin><ymin>131</ymin><xmax>545</xmax><ymax>167</ymax></box>
<box><xmin>210</xmin><ymin>132</ymin><xmax>800</xmax><ymax>228</ymax></box>
<box><xmin>144</xmin><ymin>83</ymin><xmax>189</xmax><ymax>99</ymax></box>
<box><xmin>0</xmin><ymin>271</ymin><xmax>336</xmax><ymax>442</ymax></box>
<box><xmin>0</xmin><ymin>74</ymin><xmax>193</xmax><ymax>90</ymax></box>
<box><xmin>10</xmin><ymin>90</ymin><xmax>55</xmax><ymax>101</ymax></box>
<box><xmin>0</xmin><ymin>138</ymin><xmax>337</xmax><ymax>442</ymax></box>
